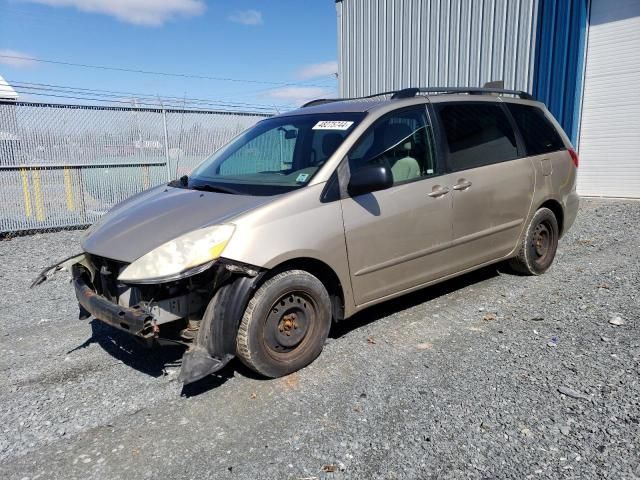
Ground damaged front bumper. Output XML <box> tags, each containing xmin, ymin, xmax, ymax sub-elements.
<box><xmin>73</xmin><ymin>273</ymin><xmax>157</xmax><ymax>338</ymax></box>
<box><xmin>33</xmin><ymin>252</ymin><xmax>263</xmax><ymax>384</ymax></box>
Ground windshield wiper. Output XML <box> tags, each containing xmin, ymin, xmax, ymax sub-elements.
<box><xmin>169</xmin><ymin>175</ymin><xmax>238</xmax><ymax>194</ymax></box>
<box><xmin>190</xmin><ymin>183</ymin><xmax>238</xmax><ymax>195</ymax></box>
<box><xmin>168</xmin><ymin>175</ymin><xmax>189</xmax><ymax>188</ymax></box>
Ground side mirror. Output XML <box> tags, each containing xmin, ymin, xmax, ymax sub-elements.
<box><xmin>347</xmin><ymin>164</ymin><xmax>393</xmax><ymax>197</ymax></box>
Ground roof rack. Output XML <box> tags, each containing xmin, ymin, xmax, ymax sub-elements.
<box><xmin>301</xmin><ymin>86</ymin><xmax>534</xmax><ymax>108</ymax></box>
<box><xmin>301</xmin><ymin>90</ymin><xmax>399</xmax><ymax>108</ymax></box>
<box><xmin>390</xmin><ymin>87</ymin><xmax>534</xmax><ymax>100</ymax></box>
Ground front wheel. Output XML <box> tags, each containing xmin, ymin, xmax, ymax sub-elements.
<box><xmin>509</xmin><ymin>207</ymin><xmax>559</xmax><ymax>275</ymax></box>
<box><xmin>236</xmin><ymin>270</ymin><xmax>332</xmax><ymax>378</ymax></box>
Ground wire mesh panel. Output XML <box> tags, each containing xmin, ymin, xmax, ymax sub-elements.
<box><xmin>164</xmin><ymin>109</ymin><xmax>268</xmax><ymax>177</ymax></box>
<box><xmin>0</xmin><ymin>101</ymin><xmax>271</xmax><ymax>233</ymax></box>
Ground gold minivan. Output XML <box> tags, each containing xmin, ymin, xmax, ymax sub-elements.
<box><xmin>36</xmin><ymin>87</ymin><xmax>579</xmax><ymax>383</ymax></box>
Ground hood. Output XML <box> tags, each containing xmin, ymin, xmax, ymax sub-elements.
<box><xmin>82</xmin><ymin>185</ymin><xmax>276</xmax><ymax>262</ymax></box>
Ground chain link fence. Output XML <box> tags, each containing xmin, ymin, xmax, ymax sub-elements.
<box><xmin>0</xmin><ymin>101</ymin><xmax>271</xmax><ymax>234</ymax></box>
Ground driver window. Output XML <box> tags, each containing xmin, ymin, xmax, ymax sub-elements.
<box><xmin>311</xmin><ymin>130</ymin><xmax>348</xmax><ymax>166</ymax></box>
<box><xmin>349</xmin><ymin>107</ymin><xmax>436</xmax><ymax>185</ymax></box>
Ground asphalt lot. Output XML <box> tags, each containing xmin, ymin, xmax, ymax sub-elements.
<box><xmin>0</xmin><ymin>198</ymin><xmax>638</xmax><ymax>479</ymax></box>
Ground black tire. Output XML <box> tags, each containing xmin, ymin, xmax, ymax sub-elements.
<box><xmin>236</xmin><ymin>270</ymin><xmax>332</xmax><ymax>378</ymax></box>
<box><xmin>509</xmin><ymin>207</ymin><xmax>559</xmax><ymax>275</ymax></box>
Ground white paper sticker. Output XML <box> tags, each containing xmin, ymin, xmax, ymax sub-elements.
<box><xmin>312</xmin><ymin>120</ymin><xmax>354</xmax><ymax>131</ymax></box>
<box><xmin>296</xmin><ymin>173</ymin><xmax>310</xmax><ymax>183</ymax></box>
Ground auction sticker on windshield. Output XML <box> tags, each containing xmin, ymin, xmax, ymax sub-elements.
<box><xmin>312</xmin><ymin>120</ymin><xmax>354</xmax><ymax>130</ymax></box>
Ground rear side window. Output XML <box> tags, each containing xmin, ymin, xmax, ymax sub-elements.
<box><xmin>436</xmin><ymin>103</ymin><xmax>518</xmax><ymax>171</ymax></box>
<box><xmin>507</xmin><ymin>103</ymin><xmax>565</xmax><ymax>156</ymax></box>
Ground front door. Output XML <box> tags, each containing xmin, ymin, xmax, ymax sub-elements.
<box><xmin>340</xmin><ymin>106</ymin><xmax>456</xmax><ymax>306</ymax></box>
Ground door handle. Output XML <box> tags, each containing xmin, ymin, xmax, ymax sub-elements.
<box><xmin>452</xmin><ymin>179</ymin><xmax>472</xmax><ymax>191</ymax></box>
<box><xmin>428</xmin><ymin>185</ymin><xmax>450</xmax><ymax>198</ymax></box>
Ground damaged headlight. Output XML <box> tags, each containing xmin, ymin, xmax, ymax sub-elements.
<box><xmin>118</xmin><ymin>224</ymin><xmax>235</xmax><ymax>283</ymax></box>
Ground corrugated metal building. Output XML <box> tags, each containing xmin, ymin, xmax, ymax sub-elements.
<box><xmin>336</xmin><ymin>0</ymin><xmax>640</xmax><ymax>198</ymax></box>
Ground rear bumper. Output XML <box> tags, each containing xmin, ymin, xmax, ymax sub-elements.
<box><xmin>563</xmin><ymin>190</ymin><xmax>580</xmax><ymax>235</ymax></box>
<box><xmin>73</xmin><ymin>273</ymin><xmax>155</xmax><ymax>338</ymax></box>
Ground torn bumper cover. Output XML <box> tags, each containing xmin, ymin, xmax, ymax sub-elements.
<box><xmin>31</xmin><ymin>253</ymin><xmax>87</xmax><ymax>288</ymax></box>
<box><xmin>35</xmin><ymin>253</ymin><xmax>263</xmax><ymax>385</ymax></box>
<box><xmin>72</xmin><ymin>267</ymin><xmax>262</xmax><ymax>384</ymax></box>
<box><xmin>178</xmin><ymin>273</ymin><xmax>261</xmax><ymax>384</ymax></box>
<box><xmin>73</xmin><ymin>273</ymin><xmax>156</xmax><ymax>338</ymax></box>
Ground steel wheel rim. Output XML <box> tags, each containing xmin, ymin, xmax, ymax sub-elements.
<box><xmin>263</xmin><ymin>291</ymin><xmax>316</xmax><ymax>356</ymax></box>
<box><xmin>531</xmin><ymin>220</ymin><xmax>554</xmax><ymax>265</ymax></box>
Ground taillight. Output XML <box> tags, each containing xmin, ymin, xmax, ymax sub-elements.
<box><xmin>568</xmin><ymin>148</ymin><xmax>579</xmax><ymax>168</ymax></box>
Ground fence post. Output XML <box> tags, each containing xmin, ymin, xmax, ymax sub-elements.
<box><xmin>77</xmin><ymin>167</ymin><xmax>88</xmax><ymax>225</ymax></box>
<box><xmin>161</xmin><ymin>107</ymin><xmax>172</xmax><ymax>181</ymax></box>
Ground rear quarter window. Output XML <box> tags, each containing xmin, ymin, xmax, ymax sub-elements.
<box><xmin>507</xmin><ymin>103</ymin><xmax>565</xmax><ymax>156</ymax></box>
<box><xmin>436</xmin><ymin>103</ymin><xmax>518</xmax><ymax>171</ymax></box>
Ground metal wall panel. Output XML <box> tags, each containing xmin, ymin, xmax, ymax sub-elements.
<box><xmin>336</xmin><ymin>0</ymin><xmax>539</xmax><ymax>97</ymax></box>
<box><xmin>532</xmin><ymin>0</ymin><xmax>589</xmax><ymax>144</ymax></box>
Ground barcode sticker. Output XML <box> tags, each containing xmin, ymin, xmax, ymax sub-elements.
<box><xmin>312</xmin><ymin>121</ymin><xmax>354</xmax><ymax>130</ymax></box>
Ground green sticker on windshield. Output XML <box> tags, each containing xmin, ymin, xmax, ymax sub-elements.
<box><xmin>296</xmin><ymin>173</ymin><xmax>310</xmax><ymax>183</ymax></box>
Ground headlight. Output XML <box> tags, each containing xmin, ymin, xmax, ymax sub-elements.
<box><xmin>118</xmin><ymin>224</ymin><xmax>235</xmax><ymax>283</ymax></box>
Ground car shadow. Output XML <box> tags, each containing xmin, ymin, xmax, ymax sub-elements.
<box><xmin>68</xmin><ymin>319</ymin><xmax>243</xmax><ymax>395</ymax></box>
<box><xmin>330</xmin><ymin>263</ymin><xmax>504</xmax><ymax>339</ymax></box>
<box><xmin>68</xmin><ymin>320</ymin><xmax>186</xmax><ymax>377</ymax></box>
<box><xmin>70</xmin><ymin>263</ymin><xmax>506</xmax><ymax>396</ymax></box>
<box><xmin>353</xmin><ymin>193</ymin><xmax>381</xmax><ymax>216</ymax></box>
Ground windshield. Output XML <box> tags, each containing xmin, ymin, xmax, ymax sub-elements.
<box><xmin>188</xmin><ymin>112</ymin><xmax>365</xmax><ymax>195</ymax></box>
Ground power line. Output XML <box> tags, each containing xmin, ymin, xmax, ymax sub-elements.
<box><xmin>8</xmin><ymin>80</ymin><xmax>291</xmax><ymax>110</ymax></box>
<box><xmin>10</xmin><ymin>89</ymin><xmax>277</xmax><ymax>114</ymax></box>
<box><xmin>210</xmin><ymin>81</ymin><xmax>338</xmax><ymax>104</ymax></box>
<box><xmin>212</xmin><ymin>69</ymin><xmax>339</xmax><ymax>98</ymax></box>
<box><xmin>11</xmin><ymin>86</ymin><xmax>279</xmax><ymax>111</ymax></box>
<box><xmin>10</xmin><ymin>85</ymin><xmax>294</xmax><ymax>111</ymax></box>
<box><xmin>0</xmin><ymin>54</ymin><xmax>335</xmax><ymax>88</ymax></box>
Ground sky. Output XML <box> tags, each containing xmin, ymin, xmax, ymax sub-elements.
<box><xmin>0</xmin><ymin>0</ymin><xmax>340</xmax><ymax>112</ymax></box>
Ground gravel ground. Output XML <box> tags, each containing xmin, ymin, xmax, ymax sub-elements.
<box><xmin>0</xmin><ymin>198</ymin><xmax>638</xmax><ymax>480</ymax></box>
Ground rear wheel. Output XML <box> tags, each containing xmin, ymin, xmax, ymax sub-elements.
<box><xmin>236</xmin><ymin>270</ymin><xmax>331</xmax><ymax>378</ymax></box>
<box><xmin>509</xmin><ymin>207</ymin><xmax>559</xmax><ymax>275</ymax></box>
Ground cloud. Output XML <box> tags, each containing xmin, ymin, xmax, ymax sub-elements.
<box><xmin>297</xmin><ymin>61</ymin><xmax>338</xmax><ymax>80</ymax></box>
<box><xmin>228</xmin><ymin>9</ymin><xmax>262</xmax><ymax>26</ymax></box>
<box><xmin>24</xmin><ymin>0</ymin><xmax>206</xmax><ymax>26</ymax></box>
<box><xmin>264</xmin><ymin>86</ymin><xmax>335</xmax><ymax>106</ymax></box>
<box><xmin>0</xmin><ymin>49</ymin><xmax>38</xmax><ymax>69</ymax></box>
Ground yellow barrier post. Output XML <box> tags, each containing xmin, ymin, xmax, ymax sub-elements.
<box><xmin>31</xmin><ymin>168</ymin><xmax>45</xmax><ymax>221</ymax></box>
<box><xmin>63</xmin><ymin>167</ymin><xmax>75</xmax><ymax>211</ymax></box>
<box><xmin>20</xmin><ymin>168</ymin><xmax>33</xmax><ymax>218</ymax></box>
<box><xmin>142</xmin><ymin>165</ymin><xmax>150</xmax><ymax>190</ymax></box>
